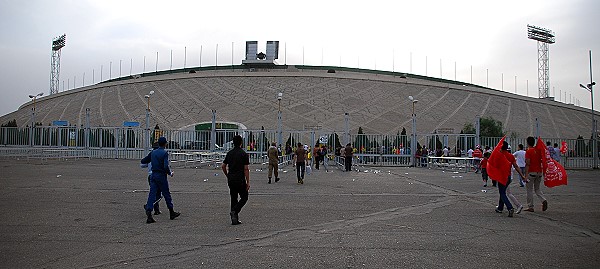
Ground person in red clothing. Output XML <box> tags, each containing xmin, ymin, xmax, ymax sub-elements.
<box><xmin>495</xmin><ymin>141</ymin><xmax>526</xmax><ymax>217</ymax></box>
<box><xmin>523</xmin><ymin>136</ymin><xmax>548</xmax><ymax>212</ymax></box>
<box><xmin>473</xmin><ymin>146</ymin><xmax>483</xmax><ymax>173</ymax></box>
<box><xmin>480</xmin><ymin>152</ymin><xmax>490</xmax><ymax>187</ymax></box>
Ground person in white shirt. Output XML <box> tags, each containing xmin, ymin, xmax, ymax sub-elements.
<box><xmin>512</xmin><ymin>144</ymin><xmax>527</xmax><ymax>187</ymax></box>
<box><xmin>467</xmin><ymin>148</ymin><xmax>474</xmax><ymax>169</ymax></box>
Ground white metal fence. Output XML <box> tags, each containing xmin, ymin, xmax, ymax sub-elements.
<box><xmin>0</xmin><ymin>126</ymin><xmax>597</xmax><ymax>169</ymax></box>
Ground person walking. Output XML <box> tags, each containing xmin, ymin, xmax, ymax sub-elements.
<box><xmin>513</xmin><ymin>144</ymin><xmax>527</xmax><ymax>187</ymax></box>
<box><xmin>267</xmin><ymin>142</ymin><xmax>280</xmax><ymax>184</ymax></box>
<box><xmin>473</xmin><ymin>146</ymin><xmax>483</xmax><ymax>173</ymax></box>
<box><xmin>344</xmin><ymin>143</ymin><xmax>353</xmax><ymax>172</ymax></box>
<box><xmin>313</xmin><ymin>143</ymin><xmax>321</xmax><ymax>170</ymax></box>
<box><xmin>546</xmin><ymin>141</ymin><xmax>560</xmax><ymax>161</ymax></box>
<box><xmin>481</xmin><ymin>152</ymin><xmax>490</xmax><ymax>187</ymax></box>
<box><xmin>492</xmin><ymin>141</ymin><xmax>525</xmax><ymax>217</ymax></box>
<box><xmin>222</xmin><ymin>135</ymin><xmax>250</xmax><ymax>225</ymax></box>
<box><xmin>294</xmin><ymin>142</ymin><xmax>307</xmax><ymax>184</ymax></box>
<box><xmin>141</xmin><ymin>137</ymin><xmax>180</xmax><ymax>224</ymax></box>
<box><xmin>553</xmin><ymin>143</ymin><xmax>561</xmax><ymax>162</ymax></box>
<box><xmin>507</xmin><ymin>146</ymin><xmax>524</xmax><ymax>213</ymax></box>
<box><xmin>140</xmin><ymin>145</ymin><xmax>162</xmax><ymax>215</ymax></box>
<box><xmin>524</xmin><ymin>137</ymin><xmax>548</xmax><ymax>212</ymax></box>
<box><xmin>320</xmin><ymin>145</ymin><xmax>329</xmax><ymax>172</ymax></box>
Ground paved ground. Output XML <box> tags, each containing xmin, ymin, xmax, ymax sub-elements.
<box><xmin>0</xmin><ymin>158</ymin><xmax>599</xmax><ymax>268</ymax></box>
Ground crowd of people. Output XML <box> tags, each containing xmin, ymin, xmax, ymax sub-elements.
<box><xmin>485</xmin><ymin>137</ymin><xmax>557</xmax><ymax>217</ymax></box>
<box><xmin>139</xmin><ymin>135</ymin><xmax>557</xmax><ymax>224</ymax></box>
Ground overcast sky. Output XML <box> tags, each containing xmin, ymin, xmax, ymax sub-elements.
<box><xmin>0</xmin><ymin>0</ymin><xmax>598</xmax><ymax>116</ymax></box>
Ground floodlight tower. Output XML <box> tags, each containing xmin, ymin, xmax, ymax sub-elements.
<box><xmin>50</xmin><ymin>34</ymin><xmax>66</xmax><ymax>95</ymax></box>
<box><xmin>527</xmin><ymin>25</ymin><xmax>555</xmax><ymax>99</ymax></box>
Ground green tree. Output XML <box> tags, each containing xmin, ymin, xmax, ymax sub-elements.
<box><xmin>1</xmin><ymin>119</ymin><xmax>17</xmax><ymax>127</ymax></box>
<box><xmin>428</xmin><ymin>134</ymin><xmax>443</xmax><ymax>151</ymax></box>
<box><xmin>575</xmin><ymin>135</ymin><xmax>587</xmax><ymax>157</ymax></box>
<box><xmin>462</xmin><ymin>123</ymin><xmax>475</xmax><ymax>134</ymax></box>
<box><xmin>328</xmin><ymin>132</ymin><xmax>341</xmax><ymax>150</ymax></box>
<box><xmin>457</xmin><ymin>130</ymin><xmax>465</xmax><ymax>150</ymax></box>
<box><xmin>259</xmin><ymin>126</ymin><xmax>270</xmax><ymax>151</ymax></box>
<box><xmin>480</xmin><ymin>116</ymin><xmax>504</xmax><ymax>137</ymax></box>
<box><xmin>354</xmin><ymin>127</ymin><xmax>370</xmax><ymax>152</ymax></box>
<box><xmin>462</xmin><ymin>116</ymin><xmax>503</xmax><ymax>137</ymax></box>
<box><xmin>286</xmin><ymin>133</ymin><xmax>296</xmax><ymax>148</ymax></box>
<box><xmin>400</xmin><ymin>127</ymin><xmax>408</xmax><ymax>148</ymax></box>
<box><xmin>587</xmin><ymin>135</ymin><xmax>600</xmax><ymax>158</ymax></box>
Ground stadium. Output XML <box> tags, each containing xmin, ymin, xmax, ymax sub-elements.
<box><xmin>0</xmin><ymin>41</ymin><xmax>597</xmax><ymax>166</ymax></box>
<box><xmin>1</xmin><ymin>65</ymin><xmax>594</xmax><ymax>136</ymax></box>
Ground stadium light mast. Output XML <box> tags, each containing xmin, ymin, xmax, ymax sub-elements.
<box><xmin>527</xmin><ymin>25</ymin><xmax>555</xmax><ymax>99</ymax></box>
<box><xmin>50</xmin><ymin>34</ymin><xmax>66</xmax><ymax>95</ymax></box>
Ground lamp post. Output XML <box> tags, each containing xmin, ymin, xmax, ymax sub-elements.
<box><xmin>579</xmin><ymin>50</ymin><xmax>597</xmax><ymax>168</ymax></box>
<box><xmin>28</xmin><ymin>92</ymin><xmax>43</xmax><ymax>146</ymax></box>
<box><xmin>144</xmin><ymin>90</ymin><xmax>155</xmax><ymax>152</ymax></box>
<box><xmin>277</xmin><ymin>92</ymin><xmax>283</xmax><ymax>149</ymax></box>
<box><xmin>409</xmin><ymin>95</ymin><xmax>418</xmax><ymax>167</ymax></box>
<box><xmin>580</xmin><ymin>80</ymin><xmax>597</xmax><ymax>168</ymax></box>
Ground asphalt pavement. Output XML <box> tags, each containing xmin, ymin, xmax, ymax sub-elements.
<box><xmin>0</xmin><ymin>158</ymin><xmax>599</xmax><ymax>268</ymax></box>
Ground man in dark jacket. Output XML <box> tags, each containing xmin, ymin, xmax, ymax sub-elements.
<box><xmin>222</xmin><ymin>135</ymin><xmax>250</xmax><ymax>225</ymax></box>
<box><xmin>141</xmin><ymin>137</ymin><xmax>180</xmax><ymax>224</ymax></box>
<box><xmin>344</xmin><ymin>143</ymin><xmax>353</xmax><ymax>172</ymax></box>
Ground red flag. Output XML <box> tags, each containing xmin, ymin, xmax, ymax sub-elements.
<box><xmin>536</xmin><ymin>137</ymin><xmax>568</xmax><ymax>188</ymax></box>
<box><xmin>486</xmin><ymin>136</ymin><xmax>510</xmax><ymax>185</ymax></box>
<box><xmin>560</xmin><ymin>141</ymin><xmax>568</xmax><ymax>154</ymax></box>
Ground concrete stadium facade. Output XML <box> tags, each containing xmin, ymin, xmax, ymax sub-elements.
<box><xmin>2</xmin><ymin>65</ymin><xmax>595</xmax><ymax>139</ymax></box>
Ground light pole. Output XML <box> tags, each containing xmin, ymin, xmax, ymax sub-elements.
<box><xmin>277</xmin><ymin>92</ymin><xmax>283</xmax><ymax>149</ymax></box>
<box><xmin>409</xmin><ymin>95</ymin><xmax>418</xmax><ymax>167</ymax></box>
<box><xmin>144</xmin><ymin>90</ymin><xmax>155</xmax><ymax>152</ymax></box>
<box><xmin>580</xmin><ymin>80</ymin><xmax>597</xmax><ymax>169</ymax></box>
<box><xmin>28</xmin><ymin>92</ymin><xmax>43</xmax><ymax>146</ymax></box>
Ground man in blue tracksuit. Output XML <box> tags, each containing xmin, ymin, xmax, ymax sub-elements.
<box><xmin>141</xmin><ymin>137</ymin><xmax>180</xmax><ymax>223</ymax></box>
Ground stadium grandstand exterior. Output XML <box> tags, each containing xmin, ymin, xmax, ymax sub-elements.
<box><xmin>2</xmin><ymin>64</ymin><xmax>594</xmax><ymax>139</ymax></box>
<box><xmin>1</xmin><ymin>64</ymin><xmax>598</xmax><ymax>170</ymax></box>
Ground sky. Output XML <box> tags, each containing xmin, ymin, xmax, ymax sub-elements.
<box><xmin>0</xmin><ymin>0</ymin><xmax>599</xmax><ymax>116</ymax></box>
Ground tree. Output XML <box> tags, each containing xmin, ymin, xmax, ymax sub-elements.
<box><xmin>328</xmin><ymin>132</ymin><xmax>341</xmax><ymax>150</ymax></box>
<box><xmin>259</xmin><ymin>126</ymin><xmax>270</xmax><ymax>151</ymax></box>
<box><xmin>587</xmin><ymin>135</ymin><xmax>600</xmax><ymax>158</ymax></box>
<box><xmin>457</xmin><ymin>130</ymin><xmax>465</xmax><ymax>150</ymax></box>
<box><xmin>462</xmin><ymin>123</ymin><xmax>475</xmax><ymax>134</ymax></box>
<box><xmin>286</xmin><ymin>133</ymin><xmax>296</xmax><ymax>148</ymax></box>
<box><xmin>400</xmin><ymin>127</ymin><xmax>408</xmax><ymax>148</ymax></box>
<box><xmin>462</xmin><ymin>116</ymin><xmax>503</xmax><ymax>137</ymax></box>
<box><xmin>480</xmin><ymin>116</ymin><xmax>503</xmax><ymax>137</ymax></box>
<box><xmin>1</xmin><ymin>119</ymin><xmax>17</xmax><ymax>127</ymax></box>
<box><xmin>575</xmin><ymin>135</ymin><xmax>587</xmax><ymax>157</ymax></box>
<box><xmin>428</xmin><ymin>133</ymin><xmax>443</xmax><ymax>151</ymax></box>
<box><xmin>354</xmin><ymin>127</ymin><xmax>370</xmax><ymax>152</ymax></box>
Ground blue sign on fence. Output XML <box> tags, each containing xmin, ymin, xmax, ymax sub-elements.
<box><xmin>52</xmin><ymin>120</ymin><xmax>69</xmax><ymax>126</ymax></box>
<box><xmin>123</xmin><ymin>121</ymin><xmax>140</xmax><ymax>127</ymax></box>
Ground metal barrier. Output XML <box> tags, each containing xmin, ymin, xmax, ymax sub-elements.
<box><xmin>426</xmin><ymin>156</ymin><xmax>475</xmax><ymax>173</ymax></box>
<box><xmin>1</xmin><ymin>126</ymin><xmax>597</xmax><ymax>169</ymax></box>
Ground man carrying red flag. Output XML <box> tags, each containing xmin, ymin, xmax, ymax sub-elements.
<box><xmin>523</xmin><ymin>136</ymin><xmax>548</xmax><ymax>212</ymax></box>
<box><xmin>487</xmin><ymin>137</ymin><xmax>525</xmax><ymax>217</ymax></box>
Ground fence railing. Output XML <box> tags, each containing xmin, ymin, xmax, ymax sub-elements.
<box><xmin>1</xmin><ymin>126</ymin><xmax>597</xmax><ymax>169</ymax></box>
